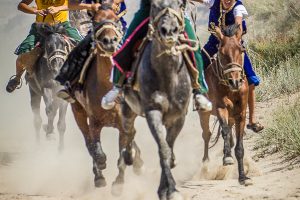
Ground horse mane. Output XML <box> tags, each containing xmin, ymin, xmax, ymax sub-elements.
<box><xmin>222</xmin><ymin>23</ymin><xmax>240</xmax><ymax>37</ymax></box>
<box><xmin>36</xmin><ymin>23</ymin><xmax>67</xmax><ymax>38</ymax></box>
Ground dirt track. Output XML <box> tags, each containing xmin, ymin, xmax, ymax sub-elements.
<box><xmin>0</xmin><ymin>93</ymin><xmax>300</xmax><ymax>200</ymax></box>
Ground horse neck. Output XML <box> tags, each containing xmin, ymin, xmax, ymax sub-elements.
<box><xmin>149</xmin><ymin>40</ymin><xmax>188</xmax><ymax>94</ymax></box>
<box><xmin>151</xmin><ymin>40</ymin><xmax>183</xmax><ymax>77</ymax></box>
<box><xmin>94</xmin><ymin>53</ymin><xmax>113</xmax><ymax>87</ymax></box>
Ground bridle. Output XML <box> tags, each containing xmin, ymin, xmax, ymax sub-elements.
<box><xmin>212</xmin><ymin>51</ymin><xmax>245</xmax><ymax>86</ymax></box>
<box><xmin>93</xmin><ymin>20</ymin><xmax>123</xmax><ymax>57</ymax></box>
<box><xmin>147</xmin><ymin>6</ymin><xmax>199</xmax><ymax>57</ymax></box>
<box><xmin>45</xmin><ymin>34</ymin><xmax>74</xmax><ymax>72</ymax></box>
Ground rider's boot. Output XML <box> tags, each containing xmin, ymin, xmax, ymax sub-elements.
<box><xmin>57</xmin><ymin>82</ymin><xmax>76</xmax><ymax>103</ymax></box>
<box><xmin>101</xmin><ymin>85</ymin><xmax>121</xmax><ymax>110</ymax></box>
<box><xmin>193</xmin><ymin>89</ymin><xmax>212</xmax><ymax>112</ymax></box>
<box><xmin>6</xmin><ymin>76</ymin><xmax>21</xmax><ymax>93</ymax></box>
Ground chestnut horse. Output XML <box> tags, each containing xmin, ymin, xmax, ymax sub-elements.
<box><xmin>198</xmin><ymin>24</ymin><xmax>252</xmax><ymax>185</ymax></box>
<box><xmin>70</xmin><ymin>6</ymin><xmax>143</xmax><ymax>194</ymax></box>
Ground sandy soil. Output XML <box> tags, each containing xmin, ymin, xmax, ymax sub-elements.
<box><xmin>0</xmin><ymin>93</ymin><xmax>299</xmax><ymax>200</ymax></box>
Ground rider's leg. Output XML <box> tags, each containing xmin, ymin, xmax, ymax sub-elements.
<box><xmin>6</xmin><ymin>24</ymin><xmax>38</xmax><ymax>93</ymax></box>
<box><xmin>56</xmin><ymin>32</ymin><xmax>92</xmax><ymax>103</ymax></box>
<box><xmin>243</xmin><ymin>53</ymin><xmax>264</xmax><ymax>132</ymax></box>
<box><xmin>102</xmin><ymin>6</ymin><xmax>150</xmax><ymax>110</ymax></box>
<box><xmin>63</xmin><ymin>21</ymin><xmax>83</xmax><ymax>43</ymax></box>
<box><xmin>184</xmin><ymin>18</ymin><xmax>212</xmax><ymax>111</ymax></box>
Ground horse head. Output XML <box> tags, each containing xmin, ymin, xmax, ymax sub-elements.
<box><xmin>92</xmin><ymin>4</ymin><xmax>123</xmax><ymax>56</ymax></box>
<box><xmin>214</xmin><ymin>24</ymin><xmax>246</xmax><ymax>91</ymax></box>
<box><xmin>36</xmin><ymin>23</ymin><xmax>71</xmax><ymax>75</ymax></box>
<box><xmin>150</xmin><ymin>0</ymin><xmax>184</xmax><ymax>47</ymax></box>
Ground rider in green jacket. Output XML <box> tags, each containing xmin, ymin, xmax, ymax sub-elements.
<box><xmin>101</xmin><ymin>0</ymin><xmax>212</xmax><ymax>111</ymax></box>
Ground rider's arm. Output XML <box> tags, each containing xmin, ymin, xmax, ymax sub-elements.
<box><xmin>234</xmin><ymin>5</ymin><xmax>248</xmax><ymax>33</ymax></box>
<box><xmin>47</xmin><ymin>1</ymin><xmax>100</xmax><ymax>15</ymax></box>
<box><xmin>18</xmin><ymin>0</ymin><xmax>42</xmax><ymax>15</ymax></box>
<box><xmin>191</xmin><ymin>0</ymin><xmax>214</xmax><ymax>7</ymax></box>
<box><xmin>68</xmin><ymin>2</ymin><xmax>100</xmax><ymax>11</ymax></box>
<box><xmin>235</xmin><ymin>16</ymin><xmax>243</xmax><ymax>32</ymax></box>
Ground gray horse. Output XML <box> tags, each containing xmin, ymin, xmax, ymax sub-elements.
<box><xmin>121</xmin><ymin>0</ymin><xmax>190</xmax><ymax>199</ymax></box>
<box><xmin>26</xmin><ymin>23</ymin><xmax>74</xmax><ymax>151</ymax></box>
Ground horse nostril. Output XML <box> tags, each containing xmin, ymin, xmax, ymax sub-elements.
<box><xmin>160</xmin><ymin>27</ymin><xmax>168</xmax><ymax>36</ymax></box>
<box><xmin>228</xmin><ymin>79</ymin><xmax>234</xmax><ymax>86</ymax></box>
<box><xmin>102</xmin><ymin>37</ymin><xmax>109</xmax><ymax>45</ymax></box>
<box><xmin>173</xmin><ymin>27</ymin><xmax>178</xmax><ymax>33</ymax></box>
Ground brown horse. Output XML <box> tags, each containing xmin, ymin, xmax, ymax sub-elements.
<box><xmin>198</xmin><ymin>24</ymin><xmax>252</xmax><ymax>186</ymax></box>
<box><xmin>70</xmin><ymin>5</ymin><xmax>144</xmax><ymax>195</ymax></box>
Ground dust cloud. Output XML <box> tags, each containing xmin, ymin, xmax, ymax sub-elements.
<box><xmin>0</xmin><ymin>1</ymin><xmax>260</xmax><ymax>200</ymax></box>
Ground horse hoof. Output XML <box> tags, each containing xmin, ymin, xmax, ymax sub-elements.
<box><xmin>111</xmin><ymin>182</ymin><xmax>123</xmax><ymax>196</ymax></box>
<box><xmin>168</xmin><ymin>191</ymin><xmax>184</xmax><ymax>200</ymax></box>
<box><xmin>58</xmin><ymin>144</ymin><xmax>64</xmax><ymax>153</ymax></box>
<box><xmin>240</xmin><ymin>178</ymin><xmax>253</xmax><ymax>186</ymax></box>
<box><xmin>133</xmin><ymin>165</ymin><xmax>145</xmax><ymax>176</ymax></box>
<box><xmin>44</xmin><ymin>125</ymin><xmax>54</xmax><ymax>135</ymax></box>
<box><xmin>122</xmin><ymin>150</ymin><xmax>133</xmax><ymax>166</ymax></box>
<box><xmin>46</xmin><ymin>133</ymin><xmax>56</xmax><ymax>141</ymax></box>
<box><xmin>223</xmin><ymin>156</ymin><xmax>234</xmax><ymax>165</ymax></box>
<box><xmin>94</xmin><ymin>178</ymin><xmax>106</xmax><ymax>188</ymax></box>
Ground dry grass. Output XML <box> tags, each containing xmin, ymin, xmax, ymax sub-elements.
<box><xmin>245</xmin><ymin>0</ymin><xmax>300</xmax><ymax>160</ymax></box>
<box><xmin>254</xmin><ymin>97</ymin><xmax>300</xmax><ymax>160</ymax></box>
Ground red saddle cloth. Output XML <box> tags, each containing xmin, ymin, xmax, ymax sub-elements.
<box><xmin>113</xmin><ymin>18</ymin><xmax>150</xmax><ymax>75</ymax></box>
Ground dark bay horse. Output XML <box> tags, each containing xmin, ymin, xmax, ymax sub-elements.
<box><xmin>198</xmin><ymin>25</ymin><xmax>252</xmax><ymax>185</ymax></box>
<box><xmin>26</xmin><ymin>23</ymin><xmax>74</xmax><ymax>150</ymax></box>
<box><xmin>122</xmin><ymin>0</ymin><xmax>191</xmax><ymax>199</ymax></box>
<box><xmin>70</xmin><ymin>6</ymin><xmax>144</xmax><ymax>194</ymax></box>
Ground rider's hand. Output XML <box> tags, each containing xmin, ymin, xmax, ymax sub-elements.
<box><xmin>91</xmin><ymin>3</ymin><xmax>100</xmax><ymax>12</ymax></box>
<box><xmin>47</xmin><ymin>6</ymin><xmax>61</xmax><ymax>15</ymax></box>
<box><xmin>34</xmin><ymin>9</ymin><xmax>47</xmax><ymax>16</ymax></box>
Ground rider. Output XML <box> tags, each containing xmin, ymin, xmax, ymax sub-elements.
<box><xmin>55</xmin><ymin>0</ymin><xmax>127</xmax><ymax>102</ymax></box>
<box><xmin>195</xmin><ymin>0</ymin><xmax>264</xmax><ymax>132</ymax></box>
<box><xmin>101</xmin><ymin>0</ymin><xmax>213</xmax><ymax>111</ymax></box>
<box><xmin>5</xmin><ymin>0</ymin><xmax>98</xmax><ymax>93</ymax></box>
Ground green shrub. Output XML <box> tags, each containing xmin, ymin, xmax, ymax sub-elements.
<box><xmin>255</xmin><ymin>98</ymin><xmax>300</xmax><ymax>160</ymax></box>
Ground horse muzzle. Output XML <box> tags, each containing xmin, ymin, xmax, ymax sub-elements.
<box><xmin>227</xmin><ymin>78</ymin><xmax>244</xmax><ymax>91</ymax></box>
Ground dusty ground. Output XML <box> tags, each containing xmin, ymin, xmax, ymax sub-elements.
<box><xmin>0</xmin><ymin>93</ymin><xmax>299</xmax><ymax>200</ymax></box>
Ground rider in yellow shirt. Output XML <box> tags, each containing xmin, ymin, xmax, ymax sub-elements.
<box><xmin>6</xmin><ymin>0</ymin><xmax>99</xmax><ymax>93</ymax></box>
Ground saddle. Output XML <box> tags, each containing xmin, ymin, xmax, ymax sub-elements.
<box><xmin>113</xmin><ymin>18</ymin><xmax>199</xmax><ymax>91</ymax></box>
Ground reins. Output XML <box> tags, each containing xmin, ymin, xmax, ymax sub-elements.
<box><xmin>147</xmin><ymin>6</ymin><xmax>199</xmax><ymax>57</ymax></box>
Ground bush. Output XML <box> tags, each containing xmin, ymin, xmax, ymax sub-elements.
<box><xmin>255</xmin><ymin>98</ymin><xmax>300</xmax><ymax>160</ymax></box>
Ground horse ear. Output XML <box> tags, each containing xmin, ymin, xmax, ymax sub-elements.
<box><xmin>214</xmin><ymin>26</ymin><xmax>224</xmax><ymax>41</ymax></box>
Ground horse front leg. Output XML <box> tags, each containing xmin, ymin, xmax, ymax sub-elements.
<box><xmin>235</xmin><ymin>109</ymin><xmax>252</xmax><ymax>185</ymax></box>
<box><xmin>88</xmin><ymin>118</ymin><xmax>107</xmax><ymax>187</ymax></box>
<box><xmin>43</xmin><ymin>88</ymin><xmax>57</xmax><ymax>136</ymax></box>
<box><xmin>112</xmin><ymin>103</ymin><xmax>143</xmax><ymax>196</ymax></box>
<box><xmin>146</xmin><ymin>110</ymin><xmax>183</xmax><ymax>200</ymax></box>
<box><xmin>198</xmin><ymin>110</ymin><xmax>212</xmax><ymax>162</ymax></box>
<box><xmin>166</xmin><ymin>117</ymin><xmax>185</xmax><ymax>169</ymax></box>
<box><xmin>57</xmin><ymin>99</ymin><xmax>68</xmax><ymax>152</ymax></box>
<box><xmin>29</xmin><ymin>87</ymin><xmax>42</xmax><ymax>143</ymax></box>
<box><xmin>71</xmin><ymin>102</ymin><xmax>106</xmax><ymax>187</ymax></box>
<box><xmin>217</xmin><ymin>108</ymin><xmax>234</xmax><ymax>165</ymax></box>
